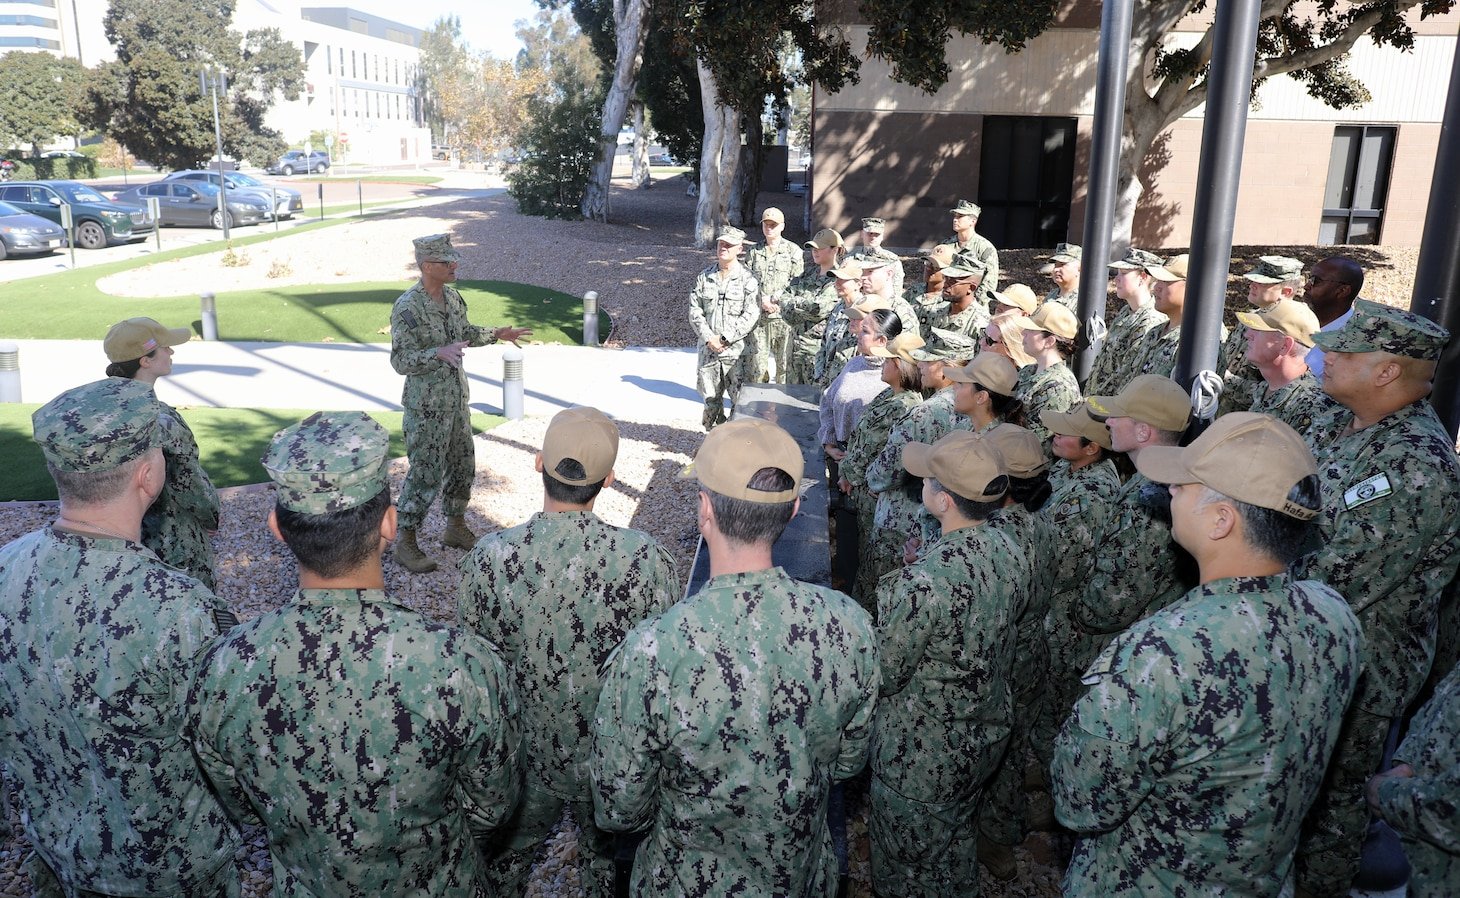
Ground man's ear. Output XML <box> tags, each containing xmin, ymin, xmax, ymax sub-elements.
<box><xmin>602</xmin><ymin>469</ymin><xmax>616</xmax><ymax>490</ymax></box>
<box><xmin>380</xmin><ymin>505</ymin><xmax>398</xmax><ymax>543</ymax></box>
<box><xmin>533</xmin><ymin>452</ymin><xmax>544</xmax><ymax>474</ymax></box>
<box><xmin>267</xmin><ymin>508</ymin><xmax>285</xmax><ymax>544</ymax></box>
<box><xmin>136</xmin><ymin>447</ymin><xmax>165</xmax><ymax>503</ymax></box>
<box><xmin>1209</xmin><ymin>499</ymin><xmax>1238</xmax><ymax>542</ymax></box>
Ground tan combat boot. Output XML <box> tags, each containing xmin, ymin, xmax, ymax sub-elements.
<box><xmin>442</xmin><ymin>516</ymin><xmax>477</xmax><ymax>550</ymax></box>
<box><xmin>393</xmin><ymin>528</ymin><xmax>438</xmax><ymax>573</ymax></box>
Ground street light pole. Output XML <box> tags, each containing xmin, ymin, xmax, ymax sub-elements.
<box><xmin>200</xmin><ymin>66</ymin><xmax>230</xmax><ymax>241</ymax></box>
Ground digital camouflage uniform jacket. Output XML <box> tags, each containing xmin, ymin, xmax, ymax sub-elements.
<box><xmin>1041</xmin><ymin>459</ymin><xmax>1123</xmax><ymax>679</ymax></box>
<box><xmin>188</xmin><ymin>588</ymin><xmax>523</xmax><ymax>898</ymax></box>
<box><xmin>922</xmin><ymin>300</ymin><xmax>989</xmax><ymax>345</ymax></box>
<box><xmin>1373</xmin><ymin>659</ymin><xmax>1460</xmax><ymax>897</ymax></box>
<box><xmin>1084</xmin><ymin>303</ymin><xmax>1166</xmax><ymax>395</ymax></box>
<box><xmin>1248</xmin><ymin>372</ymin><xmax>1332</xmax><ymax>439</ymax></box>
<box><xmin>390</xmin><ymin>282</ymin><xmax>498</xmax><ymax>409</ymax></box>
<box><xmin>1015</xmin><ymin>363</ymin><xmax>1082</xmax><ymax>445</ymax></box>
<box><xmin>746</xmin><ymin>240</ymin><xmax>805</xmax><ymax>310</ymax></box>
<box><xmin>458</xmin><ymin>510</ymin><xmax>679</xmax><ymax>799</ymax></box>
<box><xmin>689</xmin><ymin>263</ymin><xmax>761</xmax><ymax>361</ymax></box>
<box><xmin>1296</xmin><ymin>399</ymin><xmax>1460</xmax><ymax>716</ymax></box>
<box><xmin>778</xmin><ymin>270</ymin><xmax>839</xmax><ymax>383</ymax></box>
<box><xmin>949</xmin><ymin>232</ymin><xmax>1000</xmax><ymax>307</ymax></box>
<box><xmin>592</xmin><ymin>567</ymin><xmax>880</xmax><ymax>898</ymax></box>
<box><xmin>1053</xmin><ymin>575</ymin><xmax>1363</xmax><ymax>896</ymax></box>
<box><xmin>0</xmin><ymin>528</ymin><xmax>238</xmax><ymax>896</ymax></box>
<box><xmin>142</xmin><ymin>397</ymin><xmax>220</xmax><ymax>589</ymax></box>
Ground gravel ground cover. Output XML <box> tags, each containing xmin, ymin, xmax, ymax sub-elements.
<box><xmin>0</xmin><ymin>166</ymin><xmax>1421</xmax><ymax>896</ymax></box>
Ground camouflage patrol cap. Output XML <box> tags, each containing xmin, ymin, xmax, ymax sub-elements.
<box><xmin>1027</xmin><ymin>302</ymin><xmax>1079</xmax><ymax>340</ymax></box>
<box><xmin>1108</xmin><ymin>247</ymin><xmax>1164</xmax><ymax>270</ymax></box>
<box><xmin>1047</xmin><ymin>242</ymin><xmax>1082</xmax><ymax>264</ymax></box>
<box><xmin>681</xmin><ymin>418</ymin><xmax>803</xmax><ymax>503</ymax></box>
<box><xmin>992</xmin><ymin>283</ymin><xmax>1039</xmax><ymax>314</ymax></box>
<box><xmin>805</xmin><ymin>228</ymin><xmax>844</xmax><ymax>250</ymax></box>
<box><xmin>413</xmin><ymin>233</ymin><xmax>460</xmax><ymax>263</ymax></box>
<box><xmin>912</xmin><ymin>327</ymin><xmax>979</xmax><ymax>361</ymax></box>
<box><xmin>104</xmin><ymin>317</ymin><xmax>191</xmax><ymax>363</ymax></box>
<box><xmin>1041</xmin><ymin>401</ymin><xmax>1113</xmax><ymax>450</ymax></box>
<box><xmin>940</xmin><ymin>263</ymin><xmax>983</xmax><ymax>280</ymax></box>
<box><xmin>861</xmin><ymin>217</ymin><xmax>886</xmax><ymax>233</ymax></box>
<box><xmin>846</xmin><ymin>294</ymin><xmax>894</xmax><ymax>320</ymax></box>
<box><xmin>868</xmin><ymin>332</ymin><xmax>926</xmax><ymax>364</ymax></box>
<box><xmin>1148</xmin><ymin>254</ymin><xmax>1190</xmax><ymax>282</ymax></box>
<box><xmin>950</xmin><ymin>200</ymin><xmax>981</xmax><ymax>217</ymax></box>
<box><xmin>984</xmin><ymin>423</ymin><xmax>1050</xmax><ymax>477</ymax></box>
<box><xmin>262</xmin><ymin>411</ymin><xmax>390</xmax><ymax>514</ymax></box>
<box><xmin>1136</xmin><ymin>412</ymin><xmax>1318</xmax><ymax>521</ymax></box>
<box><xmin>1237</xmin><ymin>299</ymin><xmax>1320</xmax><ymax>348</ymax></box>
<box><xmin>944</xmin><ymin>351</ymin><xmax>1019</xmax><ymax>396</ymax></box>
<box><xmin>716</xmin><ymin>226</ymin><xmax>749</xmax><ymax>246</ymax></box>
<box><xmin>543</xmin><ymin>406</ymin><xmax>618</xmax><ymax>486</ymax></box>
<box><xmin>950</xmin><ymin>250</ymin><xmax>990</xmax><ymax>276</ymax></box>
<box><xmin>902</xmin><ymin>431</ymin><xmax>1005</xmax><ymax>502</ymax></box>
<box><xmin>1310</xmin><ymin>298</ymin><xmax>1450</xmax><ymax>361</ymax></box>
<box><xmin>1088</xmin><ymin>374</ymin><xmax>1192</xmax><ymax>432</ymax></box>
<box><xmin>32</xmin><ymin>378</ymin><xmax>160</xmax><ymax>473</ymax></box>
<box><xmin>1243</xmin><ymin>255</ymin><xmax>1304</xmax><ymax>284</ymax></box>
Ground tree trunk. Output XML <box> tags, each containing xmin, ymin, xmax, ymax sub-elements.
<box><xmin>729</xmin><ymin>111</ymin><xmax>764</xmax><ymax>227</ymax></box>
<box><xmin>694</xmin><ymin>58</ymin><xmax>741</xmax><ymax>248</ymax></box>
<box><xmin>629</xmin><ymin>100</ymin><xmax>650</xmax><ymax>188</ymax></box>
<box><xmin>1113</xmin><ymin>102</ymin><xmax>1172</xmax><ymax>251</ymax></box>
<box><xmin>581</xmin><ymin>0</ymin><xmax>651</xmax><ymax>222</ymax></box>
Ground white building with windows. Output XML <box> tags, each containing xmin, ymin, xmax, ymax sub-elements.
<box><xmin>0</xmin><ymin>0</ymin><xmax>107</xmax><ymax>62</ymax></box>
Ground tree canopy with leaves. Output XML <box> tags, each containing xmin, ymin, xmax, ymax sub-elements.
<box><xmin>82</xmin><ymin>0</ymin><xmax>302</xmax><ymax>170</ymax></box>
<box><xmin>0</xmin><ymin>52</ymin><xmax>89</xmax><ymax>156</ymax></box>
<box><xmin>417</xmin><ymin>15</ymin><xmax>546</xmax><ymax>163</ymax></box>
<box><xmin>858</xmin><ymin>0</ymin><xmax>1455</xmax><ymax>243</ymax></box>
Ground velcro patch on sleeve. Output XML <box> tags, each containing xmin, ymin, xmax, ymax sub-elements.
<box><xmin>1343</xmin><ymin>473</ymin><xmax>1392</xmax><ymax>510</ymax></box>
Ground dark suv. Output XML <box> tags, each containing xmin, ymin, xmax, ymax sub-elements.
<box><xmin>267</xmin><ymin>150</ymin><xmax>330</xmax><ymax>176</ymax></box>
<box><xmin>0</xmin><ymin>180</ymin><xmax>154</xmax><ymax>248</ymax></box>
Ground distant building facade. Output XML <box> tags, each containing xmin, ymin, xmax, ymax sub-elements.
<box><xmin>811</xmin><ymin>0</ymin><xmax>1458</xmax><ymax>250</ymax></box>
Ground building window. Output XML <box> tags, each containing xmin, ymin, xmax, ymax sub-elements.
<box><xmin>1320</xmin><ymin>125</ymin><xmax>1396</xmax><ymax>245</ymax></box>
<box><xmin>7</xmin><ymin>0</ymin><xmax>57</xmax><ymax>6</ymax></box>
<box><xmin>977</xmin><ymin>115</ymin><xmax>1078</xmax><ymax>249</ymax></box>
<box><xmin>351</xmin><ymin>51</ymin><xmax>356</xmax><ymax>78</ymax></box>
<box><xmin>325</xmin><ymin>45</ymin><xmax>331</xmax><ymax>74</ymax></box>
<box><xmin>0</xmin><ymin>36</ymin><xmax>61</xmax><ymax>48</ymax></box>
<box><xmin>0</xmin><ymin>14</ymin><xmax>58</xmax><ymax>26</ymax></box>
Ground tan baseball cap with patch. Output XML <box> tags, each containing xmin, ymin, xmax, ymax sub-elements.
<box><xmin>680</xmin><ymin>418</ymin><xmax>803</xmax><ymax>503</ymax></box>
<box><xmin>761</xmin><ymin>207</ymin><xmax>785</xmax><ymax>224</ymax></box>
<box><xmin>104</xmin><ymin>318</ymin><xmax>191</xmax><ymax>362</ymax></box>
<box><xmin>1087</xmin><ymin>374</ymin><xmax>1192</xmax><ymax>432</ymax></box>
<box><xmin>1040</xmin><ymin>401</ymin><xmax>1113</xmax><ymax>449</ymax></box>
<box><xmin>805</xmin><ymin>228</ymin><xmax>844</xmax><ymax>250</ymax></box>
<box><xmin>993</xmin><ymin>284</ymin><xmax>1039</xmax><ymax>314</ymax></box>
<box><xmin>1135</xmin><ymin>412</ymin><xmax>1318</xmax><ymax>520</ymax></box>
<box><xmin>984</xmin><ymin>423</ymin><xmax>1049</xmax><ymax>477</ymax></box>
<box><xmin>943</xmin><ymin>351</ymin><xmax>1019</xmax><ymax>397</ymax></box>
<box><xmin>543</xmin><ymin>406</ymin><xmax>619</xmax><ymax>485</ymax></box>
<box><xmin>830</xmin><ymin>260</ymin><xmax>865</xmax><ymax>280</ymax></box>
<box><xmin>1027</xmin><ymin>303</ymin><xmax>1079</xmax><ymax>340</ymax></box>
<box><xmin>1236</xmin><ymin>299</ymin><xmax>1320</xmax><ymax>348</ymax></box>
<box><xmin>902</xmin><ymin>431</ymin><xmax>1006</xmax><ymax>502</ymax></box>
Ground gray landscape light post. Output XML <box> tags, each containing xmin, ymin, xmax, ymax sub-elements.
<box><xmin>200</xmin><ymin>65</ymin><xmax>230</xmax><ymax>241</ymax></box>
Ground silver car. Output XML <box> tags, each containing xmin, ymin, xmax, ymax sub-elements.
<box><xmin>164</xmin><ymin>169</ymin><xmax>305</xmax><ymax>219</ymax></box>
<box><xmin>112</xmin><ymin>181</ymin><xmax>271</xmax><ymax>229</ymax></box>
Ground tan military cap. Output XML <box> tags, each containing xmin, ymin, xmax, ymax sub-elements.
<box><xmin>868</xmin><ymin>332</ymin><xmax>926</xmax><ymax>365</ymax></box>
<box><xmin>830</xmin><ymin>260</ymin><xmax>865</xmax><ymax>280</ymax></box>
<box><xmin>943</xmin><ymin>351</ymin><xmax>1020</xmax><ymax>397</ymax></box>
<box><xmin>1136</xmin><ymin>412</ymin><xmax>1318</xmax><ymax>520</ymax></box>
<box><xmin>1040</xmin><ymin>401</ymin><xmax>1113</xmax><ymax>450</ymax></box>
<box><xmin>104</xmin><ymin>317</ymin><xmax>191</xmax><ymax>362</ymax></box>
<box><xmin>993</xmin><ymin>284</ymin><xmax>1039</xmax><ymax>314</ymax></box>
<box><xmin>847</xmin><ymin>294</ymin><xmax>894</xmax><ymax>320</ymax></box>
<box><xmin>984</xmin><ymin>423</ymin><xmax>1050</xmax><ymax>477</ymax></box>
<box><xmin>1087</xmin><ymin>374</ymin><xmax>1192</xmax><ymax>432</ymax></box>
<box><xmin>1148</xmin><ymin>254</ymin><xmax>1190</xmax><ymax>282</ymax></box>
<box><xmin>761</xmin><ymin>207</ymin><xmax>785</xmax><ymax>224</ymax></box>
<box><xmin>1237</xmin><ymin>299</ymin><xmax>1320</xmax><ymax>348</ymax></box>
<box><xmin>543</xmin><ymin>406</ymin><xmax>619</xmax><ymax>485</ymax></box>
<box><xmin>681</xmin><ymin>418</ymin><xmax>803</xmax><ymax>503</ymax></box>
<box><xmin>1027</xmin><ymin>303</ymin><xmax>1079</xmax><ymax>340</ymax></box>
<box><xmin>805</xmin><ymin>228</ymin><xmax>844</xmax><ymax>250</ymax></box>
<box><xmin>903</xmin><ymin>431</ymin><xmax>1005</xmax><ymax>502</ymax></box>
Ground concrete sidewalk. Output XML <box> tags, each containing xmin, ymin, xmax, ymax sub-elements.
<box><xmin>7</xmin><ymin>339</ymin><xmax>704</xmax><ymax>423</ymax></box>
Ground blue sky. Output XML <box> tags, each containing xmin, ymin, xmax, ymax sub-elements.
<box><xmin>344</xmin><ymin>0</ymin><xmax>541</xmax><ymax>59</ymax></box>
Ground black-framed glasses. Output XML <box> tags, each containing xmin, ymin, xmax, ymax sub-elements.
<box><xmin>1306</xmin><ymin>275</ymin><xmax>1346</xmax><ymax>288</ymax></box>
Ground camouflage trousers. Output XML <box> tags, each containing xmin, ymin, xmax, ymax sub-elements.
<box><xmin>979</xmin><ymin>677</ymin><xmax>1045</xmax><ymax>846</ymax></box>
<box><xmin>480</xmin><ymin>783</ymin><xmax>614</xmax><ymax>898</ymax></box>
<box><xmin>142</xmin><ymin>509</ymin><xmax>217</xmax><ymax>591</ymax></box>
<box><xmin>1294</xmin><ymin>706</ymin><xmax>1392</xmax><ymax>898</ymax></box>
<box><xmin>859</xmin><ymin>489</ymin><xmax>921</xmax><ymax>603</ymax></box>
<box><xmin>742</xmin><ymin>316</ymin><xmax>792</xmax><ymax>384</ymax></box>
<box><xmin>697</xmin><ymin>349</ymin><xmax>744</xmax><ymax>430</ymax></box>
<box><xmin>870</xmin><ymin>776</ymin><xmax>986</xmax><ymax>898</ymax></box>
<box><xmin>398</xmin><ymin>402</ymin><xmax>475</xmax><ymax>530</ymax></box>
<box><xmin>849</xmin><ymin>488</ymin><xmax>879</xmax><ymax>615</ymax></box>
<box><xmin>26</xmin><ymin>851</ymin><xmax>241</xmax><ymax>898</ymax></box>
<box><xmin>786</xmin><ymin>339</ymin><xmax>820</xmax><ymax>386</ymax></box>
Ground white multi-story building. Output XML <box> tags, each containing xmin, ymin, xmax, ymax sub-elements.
<box><xmin>0</xmin><ymin>0</ymin><xmax>107</xmax><ymax>63</ymax></box>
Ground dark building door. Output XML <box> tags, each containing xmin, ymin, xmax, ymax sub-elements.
<box><xmin>977</xmin><ymin>116</ymin><xmax>1077</xmax><ymax>250</ymax></box>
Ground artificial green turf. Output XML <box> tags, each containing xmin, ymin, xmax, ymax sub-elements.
<box><xmin>0</xmin><ymin>405</ymin><xmax>505</xmax><ymax>502</ymax></box>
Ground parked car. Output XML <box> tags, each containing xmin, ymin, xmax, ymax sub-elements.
<box><xmin>164</xmin><ymin>169</ymin><xmax>304</xmax><ymax>219</ymax></box>
<box><xmin>112</xmin><ymin>180</ymin><xmax>271</xmax><ymax>229</ymax></box>
<box><xmin>648</xmin><ymin>152</ymin><xmax>680</xmax><ymax>165</ymax></box>
<box><xmin>0</xmin><ymin>200</ymin><xmax>67</xmax><ymax>259</ymax></box>
<box><xmin>266</xmin><ymin>150</ymin><xmax>330</xmax><ymax>176</ymax></box>
<box><xmin>0</xmin><ymin>180</ymin><xmax>153</xmax><ymax>248</ymax></box>
<box><xmin>41</xmin><ymin>150</ymin><xmax>86</xmax><ymax>159</ymax></box>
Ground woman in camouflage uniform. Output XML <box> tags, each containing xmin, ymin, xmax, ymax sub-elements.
<box><xmin>103</xmin><ymin>317</ymin><xmax>220</xmax><ymax>589</ymax></box>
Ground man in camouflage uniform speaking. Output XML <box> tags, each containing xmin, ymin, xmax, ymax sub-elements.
<box><xmin>187</xmin><ymin>410</ymin><xmax>522</xmax><ymax>898</ymax></box>
<box><xmin>460</xmin><ymin>407</ymin><xmax>679</xmax><ymax>897</ymax></box>
<box><xmin>1292</xmin><ymin>300</ymin><xmax>1460</xmax><ymax>898</ymax></box>
<box><xmin>1053</xmin><ymin>413</ymin><xmax>1363</xmax><ymax>895</ymax></box>
<box><xmin>592</xmin><ymin>418</ymin><xmax>880</xmax><ymax>897</ymax></box>
<box><xmin>390</xmin><ymin>233</ymin><xmax>532</xmax><ymax>573</ymax></box>
<box><xmin>0</xmin><ymin>378</ymin><xmax>240</xmax><ymax>896</ymax></box>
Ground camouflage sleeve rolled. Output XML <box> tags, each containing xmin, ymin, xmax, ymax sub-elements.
<box><xmin>591</xmin><ymin>624</ymin><xmax>666</xmax><ymax>833</ymax></box>
<box><xmin>1375</xmin><ymin>661</ymin><xmax>1460</xmax><ymax>853</ymax></box>
<box><xmin>157</xmin><ymin>406</ymin><xmax>219</xmax><ymax>529</ymax></box>
<box><xmin>1051</xmin><ymin>633</ymin><xmax>1173</xmax><ymax>833</ymax></box>
<box><xmin>457</xmin><ymin>635</ymin><xmax>526</xmax><ymax>835</ymax></box>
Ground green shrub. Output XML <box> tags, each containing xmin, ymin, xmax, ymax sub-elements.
<box><xmin>2</xmin><ymin>155</ymin><xmax>98</xmax><ymax>180</ymax></box>
<box><xmin>506</xmin><ymin>89</ymin><xmax>603</xmax><ymax>219</ymax></box>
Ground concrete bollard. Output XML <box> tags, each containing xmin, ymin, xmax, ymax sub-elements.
<box><xmin>502</xmin><ymin>345</ymin><xmax>524</xmax><ymax>420</ymax></box>
<box><xmin>200</xmin><ymin>292</ymin><xmax>218</xmax><ymax>341</ymax></box>
<box><xmin>0</xmin><ymin>341</ymin><xmax>21</xmax><ymax>403</ymax></box>
<box><xmin>583</xmin><ymin>290</ymin><xmax>600</xmax><ymax>347</ymax></box>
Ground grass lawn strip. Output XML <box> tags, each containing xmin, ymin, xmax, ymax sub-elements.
<box><xmin>0</xmin><ymin>405</ymin><xmax>504</xmax><ymax>502</ymax></box>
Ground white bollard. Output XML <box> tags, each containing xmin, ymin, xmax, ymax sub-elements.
<box><xmin>502</xmin><ymin>345</ymin><xmax>524</xmax><ymax>420</ymax></box>
<box><xmin>200</xmin><ymin>292</ymin><xmax>218</xmax><ymax>341</ymax></box>
<box><xmin>583</xmin><ymin>290</ymin><xmax>600</xmax><ymax>347</ymax></box>
<box><xmin>0</xmin><ymin>341</ymin><xmax>21</xmax><ymax>403</ymax></box>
